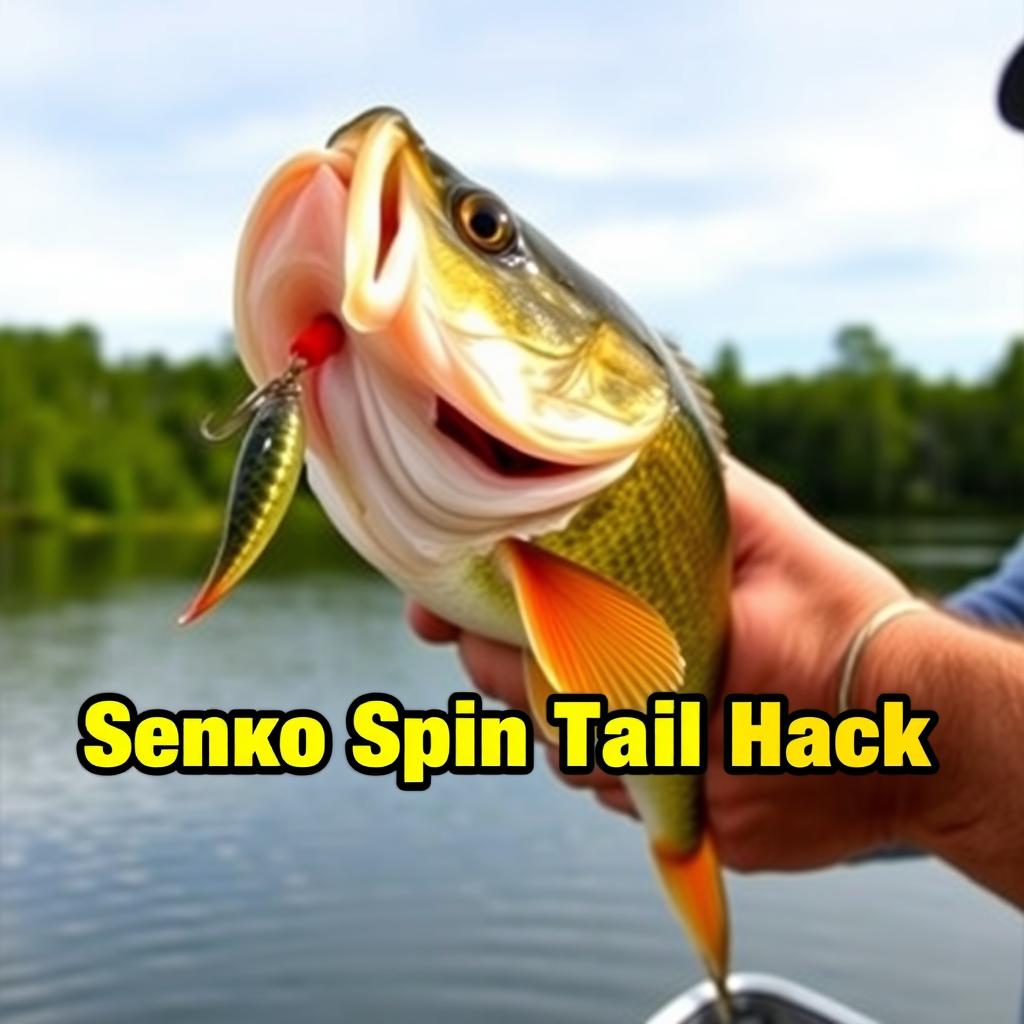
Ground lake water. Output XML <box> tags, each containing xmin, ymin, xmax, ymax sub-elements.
<box><xmin>1</xmin><ymin>517</ymin><xmax>1021</xmax><ymax>1024</ymax></box>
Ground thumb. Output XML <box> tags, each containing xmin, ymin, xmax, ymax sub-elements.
<box><xmin>724</xmin><ymin>458</ymin><xmax>793</xmax><ymax>568</ymax></box>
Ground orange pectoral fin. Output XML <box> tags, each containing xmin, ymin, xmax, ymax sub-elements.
<box><xmin>499</xmin><ymin>539</ymin><xmax>685</xmax><ymax>710</ymax></box>
<box><xmin>524</xmin><ymin>655</ymin><xmax>560</xmax><ymax>745</ymax></box>
<box><xmin>653</xmin><ymin>832</ymin><xmax>730</xmax><ymax>1013</ymax></box>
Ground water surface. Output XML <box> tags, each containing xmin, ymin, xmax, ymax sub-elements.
<box><xmin>1</xmin><ymin>519</ymin><xmax>1021</xmax><ymax>1023</ymax></box>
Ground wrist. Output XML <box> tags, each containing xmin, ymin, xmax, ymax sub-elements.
<box><xmin>856</xmin><ymin>609</ymin><xmax>1024</xmax><ymax>858</ymax></box>
<box><xmin>836</xmin><ymin>599</ymin><xmax>931</xmax><ymax>714</ymax></box>
<box><xmin>861</xmin><ymin>611</ymin><xmax>1024</xmax><ymax>906</ymax></box>
<box><xmin>854</xmin><ymin>609</ymin><xmax>950</xmax><ymax>847</ymax></box>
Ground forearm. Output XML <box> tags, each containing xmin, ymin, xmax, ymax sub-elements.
<box><xmin>860</xmin><ymin>610</ymin><xmax>1024</xmax><ymax>907</ymax></box>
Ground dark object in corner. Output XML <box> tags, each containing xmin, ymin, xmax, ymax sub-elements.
<box><xmin>997</xmin><ymin>39</ymin><xmax>1024</xmax><ymax>130</ymax></box>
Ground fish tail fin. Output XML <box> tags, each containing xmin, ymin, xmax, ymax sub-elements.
<box><xmin>651</xmin><ymin>830</ymin><xmax>731</xmax><ymax>1020</ymax></box>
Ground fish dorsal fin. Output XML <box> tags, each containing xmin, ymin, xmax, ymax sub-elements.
<box><xmin>650</xmin><ymin>334</ymin><xmax>729</xmax><ymax>456</ymax></box>
<box><xmin>499</xmin><ymin>539</ymin><xmax>685</xmax><ymax>712</ymax></box>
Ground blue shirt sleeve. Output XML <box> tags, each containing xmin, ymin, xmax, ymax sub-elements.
<box><xmin>944</xmin><ymin>536</ymin><xmax>1024</xmax><ymax>628</ymax></box>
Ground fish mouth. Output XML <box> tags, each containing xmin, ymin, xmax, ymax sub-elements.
<box><xmin>234</xmin><ymin>109</ymin><xmax>637</xmax><ymax>493</ymax></box>
<box><xmin>434</xmin><ymin>397</ymin><xmax>578</xmax><ymax>477</ymax></box>
<box><xmin>234</xmin><ymin>111</ymin><xmax>581</xmax><ymax>481</ymax></box>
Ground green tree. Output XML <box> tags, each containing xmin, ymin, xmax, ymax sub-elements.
<box><xmin>1</xmin><ymin>323</ymin><xmax>1021</xmax><ymax>527</ymax></box>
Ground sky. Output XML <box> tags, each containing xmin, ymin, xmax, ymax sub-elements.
<box><xmin>2</xmin><ymin>0</ymin><xmax>1021</xmax><ymax>377</ymax></box>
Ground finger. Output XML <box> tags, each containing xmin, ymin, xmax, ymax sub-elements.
<box><xmin>458</xmin><ymin>633</ymin><xmax>527</xmax><ymax>711</ymax></box>
<box><xmin>596</xmin><ymin>788</ymin><xmax>637</xmax><ymax>819</ymax></box>
<box><xmin>723</xmin><ymin>458</ymin><xmax>791</xmax><ymax>569</ymax></box>
<box><xmin>406</xmin><ymin>602</ymin><xmax>460</xmax><ymax>643</ymax></box>
<box><xmin>545</xmin><ymin>746</ymin><xmax>621</xmax><ymax>790</ymax></box>
<box><xmin>704</xmin><ymin>757</ymin><xmax>743</xmax><ymax>819</ymax></box>
<box><xmin>704</xmin><ymin>764</ymin><xmax>772</xmax><ymax>872</ymax></box>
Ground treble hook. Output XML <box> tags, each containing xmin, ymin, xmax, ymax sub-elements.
<box><xmin>200</xmin><ymin>357</ymin><xmax>306</xmax><ymax>442</ymax></box>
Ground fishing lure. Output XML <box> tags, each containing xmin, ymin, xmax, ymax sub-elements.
<box><xmin>178</xmin><ymin>314</ymin><xmax>345</xmax><ymax>625</ymax></box>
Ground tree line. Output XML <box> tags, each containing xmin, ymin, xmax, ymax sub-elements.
<box><xmin>1</xmin><ymin>323</ymin><xmax>1021</xmax><ymax>528</ymax></box>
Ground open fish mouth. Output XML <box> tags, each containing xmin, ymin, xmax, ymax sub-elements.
<box><xmin>433</xmin><ymin>397</ymin><xmax>578</xmax><ymax>477</ymax></box>
<box><xmin>233</xmin><ymin>115</ymin><xmax>589</xmax><ymax>484</ymax></box>
<box><xmin>234</xmin><ymin>154</ymin><xmax>576</xmax><ymax>480</ymax></box>
<box><xmin>235</xmin><ymin>107</ymin><xmax>669</xmax><ymax>493</ymax></box>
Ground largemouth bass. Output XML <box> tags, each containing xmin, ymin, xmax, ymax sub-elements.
<box><xmin>183</xmin><ymin>107</ymin><xmax>733</xmax><ymax>1007</ymax></box>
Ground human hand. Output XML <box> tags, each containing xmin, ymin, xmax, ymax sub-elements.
<box><xmin>407</xmin><ymin>459</ymin><xmax>915</xmax><ymax>871</ymax></box>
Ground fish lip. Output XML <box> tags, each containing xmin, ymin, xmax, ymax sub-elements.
<box><xmin>330</xmin><ymin>110</ymin><xmax>421</xmax><ymax>336</ymax></box>
<box><xmin>235</xmin><ymin>109</ymin><xmax>421</xmax><ymax>388</ymax></box>
<box><xmin>234</xmin><ymin>150</ymin><xmax>352</xmax><ymax>387</ymax></box>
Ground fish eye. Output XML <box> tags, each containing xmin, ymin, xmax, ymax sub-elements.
<box><xmin>453</xmin><ymin>190</ymin><xmax>517</xmax><ymax>255</ymax></box>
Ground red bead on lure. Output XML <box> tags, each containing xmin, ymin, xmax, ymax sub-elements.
<box><xmin>178</xmin><ymin>314</ymin><xmax>346</xmax><ymax>625</ymax></box>
<box><xmin>290</xmin><ymin>313</ymin><xmax>349</xmax><ymax>368</ymax></box>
